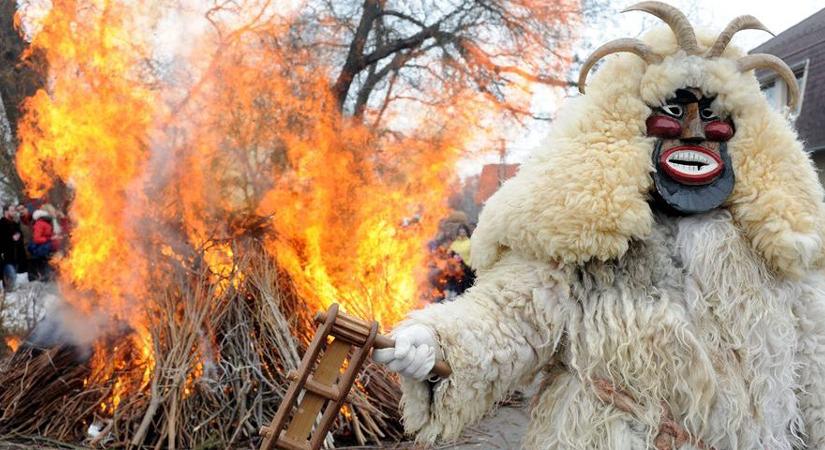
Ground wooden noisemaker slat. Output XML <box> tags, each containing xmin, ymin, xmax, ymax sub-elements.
<box><xmin>259</xmin><ymin>304</ymin><xmax>341</xmax><ymax>450</ymax></box>
<box><xmin>259</xmin><ymin>303</ymin><xmax>452</xmax><ymax>450</ymax></box>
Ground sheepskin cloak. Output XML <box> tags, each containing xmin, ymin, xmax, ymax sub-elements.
<box><xmin>396</xmin><ymin>30</ymin><xmax>825</xmax><ymax>450</ymax></box>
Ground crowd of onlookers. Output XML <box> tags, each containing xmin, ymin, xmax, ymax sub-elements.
<box><xmin>0</xmin><ymin>202</ymin><xmax>66</xmax><ymax>292</ymax></box>
<box><xmin>4</xmin><ymin>201</ymin><xmax>473</xmax><ymax>300</ymax></box>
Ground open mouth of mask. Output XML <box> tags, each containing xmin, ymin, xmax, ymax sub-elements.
<box><xmin>659</xmin><ymin>145</ymin><xmax>723</xmax><ymax>185</ymax></box>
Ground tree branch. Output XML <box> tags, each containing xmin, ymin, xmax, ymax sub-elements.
<box><xmin>353</xmin><ymin>50</ymin><xmax>414</xmax><ymax>119</ymax></box>
<box><xmin>459</xmin><ymin>40</ymin><xmax>573</xmax><ymax>88</ymax></box>
<box><xmin>360</xmin><ymin>24</ymin><xmax>443</xmax><ymax>68</ymax></box>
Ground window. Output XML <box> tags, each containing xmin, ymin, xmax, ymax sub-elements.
<box><xmin>759</xmin><ymin>59</ymin><xmax>809</xmax><ymax>118</ymax></box>
<box><xmin>762</xmin><ymin>81</ymin><xmax>780</xmax><ymax>107</ymax></box>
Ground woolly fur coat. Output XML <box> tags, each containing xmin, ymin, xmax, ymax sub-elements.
<box><xmin>396</xmin><ymin>30</ymin><xmax>825</xmax><ymax>450</ymax></box>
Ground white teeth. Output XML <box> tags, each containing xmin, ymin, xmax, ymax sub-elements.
<box><xmin>665</xmin><ymin>149</ymin><xmax>719</xmax><ymax>176</ymax></box>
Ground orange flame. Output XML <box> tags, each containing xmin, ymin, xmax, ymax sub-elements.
<box><xmin>5</xmin><ymin>336</ymin><xmax>21</xmax><ymax>353</ymax></box>
<box><xmin>254</xmin><ymin>80</ymin><xmax>468</xmax><ymax>326</ymax></box>
<box><xmin>14</xmin><ymin>0</ymin><xmax>580</xmax><ymax>417</ymax></box>
<box><xmin>17</xmin><ymin>0</ymin><xmax>156</xmax><ymax>320</ymax></box>
<box><xmin>16</xmin><ymin>0</ymin><xmax>160</xmax><ymax>413</ymax></box>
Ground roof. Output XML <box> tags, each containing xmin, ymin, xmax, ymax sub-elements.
<box><xmin>751</xmin><ymin>7</ymin><xmax>825</xmax><ymax>152</ymax></box>
<box><xmin>474</xmin><ymin>164</ymin><xmax>519</xmax><ymax>204</ymax></box>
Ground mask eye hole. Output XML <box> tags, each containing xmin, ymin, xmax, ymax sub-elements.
<box><xmin>660</xmin><ymin>104</ymin><xmax>683</xmax><ymax>118</ymax></box>
<box><xmin>700</xmin><ymin>107</ymin><xmax>719</xmax><ymax>121</ymax></box>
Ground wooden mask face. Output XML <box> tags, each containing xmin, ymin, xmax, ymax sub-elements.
<box><xmin>646</xmin><ymin>88</ymin><xmax>736</xmax><ymax>214</ymax></box>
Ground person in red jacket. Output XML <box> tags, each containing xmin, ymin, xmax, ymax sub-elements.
<box><xmin>28</xmin><ymin>208</ymin><xmax>58</xmax><ymax>280</ymax></box>
<box><xmin>31</xmin><ymin>210</ymin><xmax>54</xmax><ymax>248</ymax></box>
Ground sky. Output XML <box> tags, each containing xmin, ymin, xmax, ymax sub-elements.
<box><xmin>587</xmin><ymin>0</ymin><xmax>823</xmax><ymax>52</ymax></box>
<box><xmin>458</xmin><ymin>0</ymin><xmax>825</xmax><ymax>176</ymax></box>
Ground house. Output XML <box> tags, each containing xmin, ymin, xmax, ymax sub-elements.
<box><xmin>474</xmin><ymin>163</ymin><xmax>519</xmax><ymax>205</ymax></box>
<box><xmin>750</xmin><ymin>7</ymin><xmax>825</xmax><ymax>184</ymax></box>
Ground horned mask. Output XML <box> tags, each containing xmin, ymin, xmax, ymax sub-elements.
<box><xmin>469</xmin><ymin>1</ymin><xmax>825</xmax><ymax>278</ymax></box>
<box><xmin>577</xmin><ymin>1</ymin><xmax>800</xmax><ymax>214</ymax></box>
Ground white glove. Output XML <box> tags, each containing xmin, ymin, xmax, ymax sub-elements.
<box><xmin>373</xmin><ymin>324</ymin><xmax>438</xmax><ymax>381</ymax></box>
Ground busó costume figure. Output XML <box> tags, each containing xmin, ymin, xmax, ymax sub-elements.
<box><xmin>374</xmin><ymin>2</ymin><xmax>825</xmax><ymax>449</ymax></box>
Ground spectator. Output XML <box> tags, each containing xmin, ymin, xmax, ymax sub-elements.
<box><xmin>16</xmin><ymin>204</ymin><xmax>33</xmax><ymax>250</ymax></box>
<box><xmin>447</xmin><ymin>224</ymin><xmax>475</xmax><ymax>295</ymax></box>
<box><xmin>427</xmin><ymin>243</ymin><xmax>464</xmax><ymax>302</ymax></box>
<box><xmin>0</xmin><ymin>204</ymin><xmax>26</xmax><ymax>291</ymax></box>
<box><xmin>449</xmin><ymin>224</ymin><xmax>472</xmax><ymax>263</ymax></box>
<box><xmin>41</xmin><ymin>204</ymin><xmax>64</xmax><ymax>243</ymax></box>
<box><xmin>28</xmin><ymin>208</ymin><xmax>58</xmax><ymax>280</ymax></box>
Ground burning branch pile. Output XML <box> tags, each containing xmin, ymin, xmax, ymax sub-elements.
<box><xmin>1</xmin><ymin>244</ymin><xmax>403</xmax><ymax>448</ymax></box>
<box><xmin>0</xmin><ymin>0</ymin><xmax>583</xmax><ymax>447</ymax></box>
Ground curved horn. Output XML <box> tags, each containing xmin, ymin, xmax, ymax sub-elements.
<box><xmin>707</xmin><ymin>15</ymin><xmax>773</xmax><ymax>58</ymax></box>
<box><xmin>738</xmin><ymin>54</ymin><xmax>799</xmax><ymax>111</ymax></box>
<box><xmin>578</xmin><ymin>38</ymin><xmax>663</xmax><ymax>94</ymax></box>
<box><xmin>623</xmin><ymin>1</ymin><xmax>700</xmax><ymax>54</ymax></box>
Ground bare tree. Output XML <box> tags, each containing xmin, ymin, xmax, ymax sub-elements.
<box><xmin>0</xmin><ymin>0</ymin><xmax>46</xmax><ymax>199</ymax></box>
<box><xmin>294</xmin><ymin>0</ymin><xmax>601</xmax><ymax>124</ymax></box>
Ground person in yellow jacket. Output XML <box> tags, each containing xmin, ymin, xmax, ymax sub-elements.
<box><xmin>448</xmin><ymin>225</ymin><xmax>471</xmax><ymax>264</ymax></box>
<box><xmin>445</xmin><ymin>224</ymin><xmax>474</xmax><ymax>297</ymax></box>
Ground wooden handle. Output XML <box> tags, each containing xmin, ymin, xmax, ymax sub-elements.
<box><xmin>373</xmin><ymin>335</ymin><xmax>452</xmax><ymax>378</ymax></box>
<box><xmin>314</xmin><ymin>310</ymin><xmax>452</xmax><ymax>378</ymax></box>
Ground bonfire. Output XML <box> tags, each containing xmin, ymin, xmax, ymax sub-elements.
<box><xmin>0</xmin><ymin>2</ymin><xmax>463</xmax><ymax>448</ymax></box>
<box><xmin>0</xmin><ymin>0</ymin><xmax>580</xmax><ymax>448</ymax></box>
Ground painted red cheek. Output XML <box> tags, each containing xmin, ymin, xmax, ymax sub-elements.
<box><xmin>705</xmin><ymin>121</ymin><xmax>734</xmax><ymax>141</ymax></box>
<box><xmin>646</xmin><ymin>115</ymin><xmax>682</xmax><ymax>139</ymax></box>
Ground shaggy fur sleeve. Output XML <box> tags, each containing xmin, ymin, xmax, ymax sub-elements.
<box><xmin>793</xmin><ymin>274</ymin><xmax>825</xmax><ymax>448</ymax></box>
<box><xmin>395</xmin><ymin>251</ymin><xmax>568</xmax><ymax>443</ymax></box>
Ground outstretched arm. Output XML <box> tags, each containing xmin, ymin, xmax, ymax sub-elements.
<box><xmin>794</xmin><ymin>275</ymin><xmax>825</xmax><ymax>448</ymax></box>
<box><xmin>378</xmin><ymin>251</ymin><xmax>570</xmax><ymax>443</ymax></box>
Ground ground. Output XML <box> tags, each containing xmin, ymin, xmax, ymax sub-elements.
<box><xmin>450</xmin><ymin>404</ymin><xmax>529</xmax><ymax>449</ymax></box>
<box><xmin>1</xmin><ymin>279</ymin><xmax>57</xmax><ymax>336</ymax></box>
<box><xmin>339</xmin><ymin>401</ymin><xmax>530</xmax><ymax>450</ymax></box>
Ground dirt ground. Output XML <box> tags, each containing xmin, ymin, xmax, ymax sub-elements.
<box><xmin>449</xmin><ymin>404</ymin><xmax>529</xmax><ymax>449</ymax></box>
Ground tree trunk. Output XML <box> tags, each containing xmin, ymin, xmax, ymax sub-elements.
<box><xmin>331</xmin><ymin>0</ymin><xmax>384</xmax><ymax>112</ymax></box>
<box><xmin>0</xmin><ymin>0</ymin><xmax>47</xmax><ymax>200</ymax></box>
